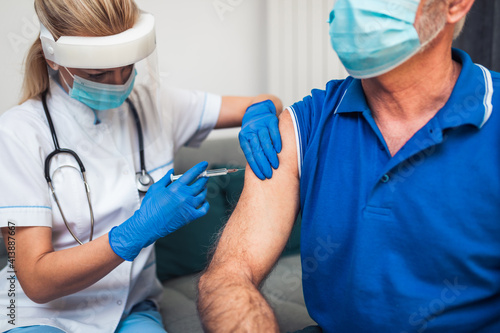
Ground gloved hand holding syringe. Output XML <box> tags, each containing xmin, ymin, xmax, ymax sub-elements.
<box><xmin>170</xmin><ymin>168</ymin><xmax>244</xmax><ymax>182</ymax></box>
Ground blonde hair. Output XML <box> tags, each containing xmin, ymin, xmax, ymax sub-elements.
<box><xmin>20</xmin><ymin>0</ymin><xmax>140</xmax><ymax>104</ymax></box>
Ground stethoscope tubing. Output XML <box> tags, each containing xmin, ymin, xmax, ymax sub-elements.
<box><xmin>42</xmin><ymin>91</ymin><xmax>94</xmax><ymax>245</ymax></box>
<box><xmin>41</xmin><ymin>90</ymin><xmax>153</xmax><ymax>245</ymax></box>
<box><xmin>126</xmin><ymin>99</ymin><xmax>146</xmax><ymax>173</ymax></box>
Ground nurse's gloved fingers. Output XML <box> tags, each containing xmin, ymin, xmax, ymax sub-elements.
<box><xmin>177</xmin><ymin>161</ymin><xmax>209</xmax><ymax>185</ymax></box>
<box><xmin>194</xmin><ymin>201</ymin><xmax>210</xmax><ymax>219</ymax></box>
<box><xmin>268</xmin><ymin>116</ymin><xmax>282</xmax><ymax>154</ymax></box>
<box><xmin>157</xmin><ymin>169</ymin><xmax>174</xmax><ymax>188</ymax></box>
<box><xmin>258</xmin><ymin>128</ymin><xmax>279</xmax><ymax>170</ymax></box>
<box><xmin>191</xmin><ymin>188</ymin><xmax>208</xmax><ymax>207</ymax></box>
<box><xmin>249</xmin><ymin>135</ymin><xmax>273</xmax><ymax>179</ymax></box>
<box><xmin>239</xmin><ymin>134</ymin><xmax>265</xmax><ymax>180</ymax></box>
<box><xmin>248</xmin><ymin>152</ymin><xmax>266</xmax><ymax>181</ymax></box>
<box><xmin>239</xmin><ymin>132</ymin><xmax>253</xmax><ymax>159</ymax></box>
<box><xmin>145</xmin><ymin>169</ymin><xmax>172</xmax><ymax>199</ymax></box>
<box><xmin>189</xmin><ymin>177</ymin><xmax>209</xmax><ymax>196</ymax></box>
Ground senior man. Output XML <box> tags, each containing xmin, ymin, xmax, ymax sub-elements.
<box><xmin>198</xmin><ymin>0</ymin><xmax>499</xmax><ymax>332</ymax></box>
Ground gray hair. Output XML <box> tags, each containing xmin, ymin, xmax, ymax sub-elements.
<box><xmin>415</xmin><ymin>0</ymin><xmax>467</xmax><ymax>48</ymax></box>
<box><xmin>454</xmin><ymin>17</ymin><xmax>467</xmax><ymax>39</ymax></box>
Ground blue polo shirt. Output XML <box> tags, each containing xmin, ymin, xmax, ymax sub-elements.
<box><xmin>288</xmin><ymin>49</ymin><xmax>499</xmax><ymax>332</ymax></box>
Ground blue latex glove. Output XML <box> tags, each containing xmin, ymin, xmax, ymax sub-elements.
<box><xmin>109</xmin><ymin>161</ymin><xmax>210</xmax><ymax>261</ymax></box>
<box><xmin>238</xmin><ymin>100</ymin><xmax>282</xmax><ymax>180</ymax></box>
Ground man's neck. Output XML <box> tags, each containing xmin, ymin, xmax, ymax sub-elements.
<box><xmin>362</xmin><ymin>31</ymin><xmax>461</xmax><ymax>123</ymax></box>
<box><xmin>359</xmin><ymin>28</ymin><xmax>462</xmax><ymax>156</ymax></box>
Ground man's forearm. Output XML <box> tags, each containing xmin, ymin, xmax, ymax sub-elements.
<box><xmin>198</xmin><ymin>270</ymin><xmax>279</xmax><ymax>333</ymax></box>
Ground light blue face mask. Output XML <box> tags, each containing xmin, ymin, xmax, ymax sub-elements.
<box><xmin>328</xmin><ymin>0</ymin><xmax>421</xmax><ymax>79</ymax></box>
<box><xmin>62</xmin><ymin>67</ymin><xmax>136</xmax><ymax>110</ymax></box>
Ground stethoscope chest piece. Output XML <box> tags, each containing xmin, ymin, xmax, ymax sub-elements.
<box><xmin>136</xmin><ymin>171</ymin><xmax>154</xmax><ymax>193</ymax></box>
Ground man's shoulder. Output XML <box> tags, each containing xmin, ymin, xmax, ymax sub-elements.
<box><xmin>314</xmin><ymin>78</ymin><xmax>352</xmax><ymax>102</ymax></box>
<box><xmin>474</xmin><ymin>62</ymin><xmax>500</xmax><ymax>89</ymax></box>
<box><xmin>291</xmin><ymin>78</ymin><xmax>352</xmax><ymax>113</ymax></box>
<box><xmin>485</xmin><ymin>69</ymin><xmax>500</xmax><ymax>108</ymax></box>
<box><xmin>489</xmin><ymin>69</ymin><xmax>500</xmax><ymax>87</ymax></box>
<box><xmin>324</xmin><ymin>78</ymin><xmax>349</xmax><ymax>96</ymax></box>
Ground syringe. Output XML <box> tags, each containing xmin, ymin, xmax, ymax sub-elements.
<box><xmin>170</xmin><ymin>168</ymin><xmax>244</xmax><ymax>182</ymax></box>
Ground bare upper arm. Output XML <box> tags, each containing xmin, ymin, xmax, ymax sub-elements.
<box><xmin>208</xmin><ymin>109</ymin><xmax>299</xmax><ymax>285</ymax></box>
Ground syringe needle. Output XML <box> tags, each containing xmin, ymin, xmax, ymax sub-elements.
<box><xmin>226</xmin><ymin>168</ymin><xmax>244</xmax><ymax>174</ymax></box>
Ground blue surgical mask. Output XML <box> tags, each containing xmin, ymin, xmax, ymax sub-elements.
<box><xmin>61</xmin><ymin>67</ymin><xmax>136</xmax><ymax>110</ymax></box>
<box><xmin>328</xmin><ymin>0</ymin><xmax>421</xmax><ymax>79</ymax></box>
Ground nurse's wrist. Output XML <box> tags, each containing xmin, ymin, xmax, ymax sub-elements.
<box><xmin>108</xmin><ymin>225</ymin><xmax>142</xmax><ymax>261</ymax></box>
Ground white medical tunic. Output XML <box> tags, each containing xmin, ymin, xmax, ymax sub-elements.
<box><xmin>0</xmin><ymin>78</ymin><xmax>221</xmax><ymax>332</ymax></box>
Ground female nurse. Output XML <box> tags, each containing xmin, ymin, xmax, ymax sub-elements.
<box><xmin>0</xmin><ymin>0</ymin><xmax>282</xmax><ymax>332</ymax></box>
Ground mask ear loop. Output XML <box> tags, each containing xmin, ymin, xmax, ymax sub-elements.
<box><xmin>59</xmin><ymin>67</ymin><xmax>74</xmax><ymax>91</ymax></box>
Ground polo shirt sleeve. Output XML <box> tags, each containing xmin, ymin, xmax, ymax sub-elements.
<box><xmin>287</xmin><ymin>99</ymin><xmax>310</xmax><ymax>178</ymax></box>
<box><xmin>0</xmin><ymin>108</ymin><xmax>53</xmax><ymax>231</ymax></box>
<box><xmin>286</xmin><ymin>80</ymin><xmax>346</xmax><ymax>178</ymax></box>
<box><xmin>286</xmin><ymin>88</ymin><xmax>328</xmax><ymax>177</ymax></box>
<box><xmin>159</xmin><ymin>86</ymin><xmax>222</xmax><ymax>152</ymax></box>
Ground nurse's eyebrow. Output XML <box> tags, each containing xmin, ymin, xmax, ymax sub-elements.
<box><xmin>86</xmin><ymin>69</ymin><xmax>111</xmax><ymax>74</ymax></box>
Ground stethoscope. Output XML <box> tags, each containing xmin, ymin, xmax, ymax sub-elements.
<box><xmin>41</xmin><ymin>90</ymin><xmax>154</xmax><ymax>245</ymax></box>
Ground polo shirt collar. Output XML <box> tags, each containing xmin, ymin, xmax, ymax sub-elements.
<box><xmin>332</xmin><ymin>49</ymin><xmax>493</xmax><ymax>130</ymax></box>
<box><xmin>434</xmin><ymin>49</ymin><xmax>493</xmax><ymax>130</ymax></box>
<box><xmin>334</xmin><ymin>77</ymin><xmax>369</xmax><ymax>115</ymax></box>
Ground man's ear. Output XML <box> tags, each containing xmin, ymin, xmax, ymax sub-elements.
<box><xmin>447</xmin><ymin>0</ymin><xmax>475</xmax><ymax>24</ymax></box>
<box><xmin>45</xmin><ymin>59</ymin><xmax>59</xmax><ymax>71</ymax></box>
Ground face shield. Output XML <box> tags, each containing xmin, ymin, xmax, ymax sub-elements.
<box><xmin>40</xmin><ymin>12</ymin><xmax>165</xmax><ymax>153</ymax></box>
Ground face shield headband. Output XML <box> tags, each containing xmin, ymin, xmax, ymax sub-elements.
<box><xmin>41</xmin><ymin>12</ymin><xmax>165</xmax><ymax>156</ymax></box>
<box><xmin>40</xmin><ymin>12</ymin><xmax>156</xmax><ymax>69</ymax></box>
